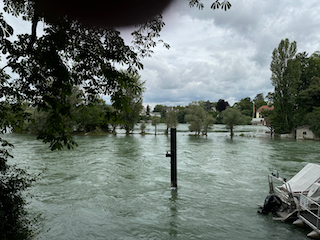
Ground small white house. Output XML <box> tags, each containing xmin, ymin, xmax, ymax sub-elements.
<box><xmin>296</xmin><ymin>125</ymin><xmax>316</xmax><ymax>140</ymax></box>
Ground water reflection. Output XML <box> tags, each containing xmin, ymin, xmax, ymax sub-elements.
<box><xmin>169</xmin><ymin>189</ymin><xmax>178</xmax><ymax>237</ymax></box>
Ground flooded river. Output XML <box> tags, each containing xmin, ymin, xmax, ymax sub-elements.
<box><xmin>5</xmin><ymin>124</ymin><xmax>320</xmax><ymax>239</ymax></box>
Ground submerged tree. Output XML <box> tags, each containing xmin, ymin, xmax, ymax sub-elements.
<box><xmin>184</xmin><ymin>102</ymin><xmax>215</xmax><ymax>136</ymax></box>
<box><xmin>221</xmin><ymin>108</ymin><xmax>245</xmax><ymax>137</ymax></box>
<box><xmin>140</xmin><ymin>121</ymin><xmax>146</xmax><ymax>134</ymax></box>
<box><xmin>185</xmin><ymin>103</ymin><xmax>207</xmax><ymax>135</ymax></box>
<box><xmin>165</xmin><ymin>108</ymin><xmax>178</xmax><ymax>134</ymax></box>
<box><xmin>151</xmin><ymin>115</ymin><xmax>161</xmax><ymax>135</ymax></box>
<box><xmin>202</xmin><ymin>115</ymin><xmax>216</xmax><ymax>136</ymax></box>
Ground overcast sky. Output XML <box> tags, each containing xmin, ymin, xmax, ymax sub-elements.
<box><xmin>2</xmin><ymin>0</ymin><xmax>320</xmax><ymax>110</ymax></box>
<box><xmin>121</xmin><ymin>0</ymin><xmax>320</xmax><ymax>109</ymax></box>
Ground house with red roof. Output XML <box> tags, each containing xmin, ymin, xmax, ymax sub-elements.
<box><xmin>252</xmin><ymin>105</ymin><xmax>274</xmax><ymax>125</ymax></box>
<box><xmin>255</xmin><ymin>105</ymin><xmax>274</xmax><ymax>119</ymax></box>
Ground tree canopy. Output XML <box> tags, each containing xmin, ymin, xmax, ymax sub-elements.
<box><xmin>270</xmin><ymin>38</ymin><xmax>300</xmax><ymax>134</ymax></box>
<box><xmin>216</xmin><ymin>99</ymin><xmax>229</xmax><ymax>112</ymax></box>
<box><xmin>0</xmin><ymin>0</ymin><xmax>169</xmax><ymax>149</ymax></box>
<box><xmin>221</xmin><ymin>107</ymin><xmax>245</xmax><ymax>137</ymax></box>
<box><xmin>233</xmin><ymin>97</ymin><xmax>252</xmax><ymax>117</ymax></box>
<box><xmin>184</xmin><ymin>102</ymin><xmax>216</xmax><ymax>135</ymax></box>
<box><xmin>268</xmin><ymin>38</ymin><xmax>320</xmax><ymax>137</ymax></box>
<box><xmin>185</xmin><ymin>103</ymin><xmax>207</xmax><ymax>135</ymax></box>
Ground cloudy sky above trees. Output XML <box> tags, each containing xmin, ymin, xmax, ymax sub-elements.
<box><xmin>2</xmin><ymin>0</ymin><xmax>320</xmax><ymax>109</ymax></box>
<box><xmin>121</xmin><ymin>0</ymin><xmax>320</xmax><ymax>109</ymax></box>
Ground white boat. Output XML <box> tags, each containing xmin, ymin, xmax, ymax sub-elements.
<box><xmin>259</xmin><ymin>163</ymin><xmax>320</xmax><ymax>222</ymax></box>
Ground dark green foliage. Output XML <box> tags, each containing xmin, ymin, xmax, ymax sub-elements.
<box><xmin>306</xmin><ymin>107</ymin><xmax>320</xmax><ymax>138</ymax></box>
<box><xmin>1</xmin><ymin>0</ymin><xmax>166</xmax><ymax>149</ymax></box>
<box><xmin>297</xmin><ymin>77</ymin><xmax>320</xmax><ymax>113</ymax></box>
<box><xmin>119</xmin><ymin>72</ymin><xmax>145</xmax><ymax>134</ymax></box>
<box><xmin>268</xmin><ymin>39</ymin><xmax>320</xmax><ymax>134</ymax></box>
<box><xmin>203</xmin><ymin>100</ymin><xmax>213</xmax><ymax>112</ymax></box>
<box><xmin>216</xmin><ymin>99</ymin><xmax>229</xmax><ymax>112</ymax></box>
<box><xmin>176</xmin><ymin>106</ymin><xmax>187</xmax><ymax>123</ymax></box>
<box><xmin>153</xmin><ymin>104</ymin><xmax>167</xmax><ymax>119</ymax></box>
<box><xmin>0</xmin><ymin>140</ymin><xmax>38</xmax><ymax>240</ymax></box>
<box><xmin>253</xmin><ymin>93</ymin><xmax>267</xmax><ymax>115</ymax></box>
<box><xmin>146</xmin><ymin>105</ymin><xmax>150</xmax><ymax>116</ymax></box>
<box><xmin>270</xmin><ymin>39</ymin><xmax>300</xmax><ymax>134</ymax></box>
<box><xmin>294</xmin><ymin>56</ymin><xmax>320</xmax><ymax>128</ymax></box>
<box><xmin>233</xmin><ymin>97</ymin><xmax>253</xmax><ymax>117</ymax></box>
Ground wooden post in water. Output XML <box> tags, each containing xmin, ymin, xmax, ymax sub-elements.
<box><xmin>166</xmin><ymin>128</ymin><xmax>177</xmax><ymax>189</ymax></box>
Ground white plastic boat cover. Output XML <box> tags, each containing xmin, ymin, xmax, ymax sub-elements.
<box><xmin>307</xmin><ymin>182</ymin><xmax>320</xmax><ymax>201</ymax></box>
<box><xmin>282</xmin><ymin>163</ymin><xmax>320</xmax><ymax>193</ymax></box>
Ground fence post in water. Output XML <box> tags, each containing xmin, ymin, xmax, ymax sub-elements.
<box><xmin>166</xmin><ymin>128</ymin><xmax>177</xmax><ymax>189</ymax></box>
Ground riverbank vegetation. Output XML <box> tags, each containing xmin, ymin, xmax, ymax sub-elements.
<box><xmin>270</xmin><ymin>39</ymin><xmax>320</xmax><ymax>136</ymax></box>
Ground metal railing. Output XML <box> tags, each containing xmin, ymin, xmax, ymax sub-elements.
<box><xmin>268</xmin><ymin>174</ymin><xmax>293</xmax><ymax>197</ymax></box>
<box><xmin>268</xmin><ymin>173</ymin><xmax>286</xmax><ymax>194</ymax></box>
<box><xmin>299</xmin><ymin>194</ymin><xmax>320</xmax><ymax>232</ymax></box>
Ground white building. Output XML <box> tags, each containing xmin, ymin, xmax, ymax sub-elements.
<box><xmin>296</xmin><ymin>125</ymin><xmax>316</xmax><ymax>140</ymax></box>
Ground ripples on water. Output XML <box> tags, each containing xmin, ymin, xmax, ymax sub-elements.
<box><xmin>5</xmin><ymin>124</ymin><xmax>320</xmax><ymax>239</ymax></box>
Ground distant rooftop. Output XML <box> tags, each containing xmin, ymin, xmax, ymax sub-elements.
<box><xmin>256</xmin><ymin>105</ymin><xmax>274</xmax><ymax>113</ymax></box>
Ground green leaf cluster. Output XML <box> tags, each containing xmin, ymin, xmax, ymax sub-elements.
<box><xmin>0</xmin><ymin>139</ymin><xmax>39</xmax><ymax>240</ymax></box>
<box><xmin>185</xmin><ymin>102</ymin><xmax>216</xmax><ymax>136</ymax></box>
<box><xmin>221</xmin><ymin>107</ymin><xmax>246</xmax><ymax>137</ymax></box>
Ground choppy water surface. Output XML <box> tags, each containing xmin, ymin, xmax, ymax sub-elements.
<box><xmin>5</xmin><ymin>124</ymin><xmax>320</xmax><ymax>239</ymax></box>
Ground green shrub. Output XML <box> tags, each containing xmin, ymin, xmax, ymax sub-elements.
<box><xmin>0</xmin><ymin>140</ymin><xmax>38</xmax><ymax>239</ymax></box>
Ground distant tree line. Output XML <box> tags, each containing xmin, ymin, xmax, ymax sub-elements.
<box><xmin>13</xmin><ymin>71</ymin><xmax>145</xmax><ymax>136</ymax></box>
<box><xmin>152</xmin><ymin>99</ymin><xmax>248</xmax><ymax>137</ymax></box>
<box><xmin>15</xmin><ymin>95</ymin><xmax>260</xmax><ymax>137</ymax></box>
<box><xmin>152</xmin><ymin>99</ymin><xmax>229</xmax><ymax>125</ymax></box>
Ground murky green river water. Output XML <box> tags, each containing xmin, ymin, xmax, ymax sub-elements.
<box><xmin>4</xmin><ymin>124</ymin><xmax>320</xmax><ymax>239</ymax></box>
